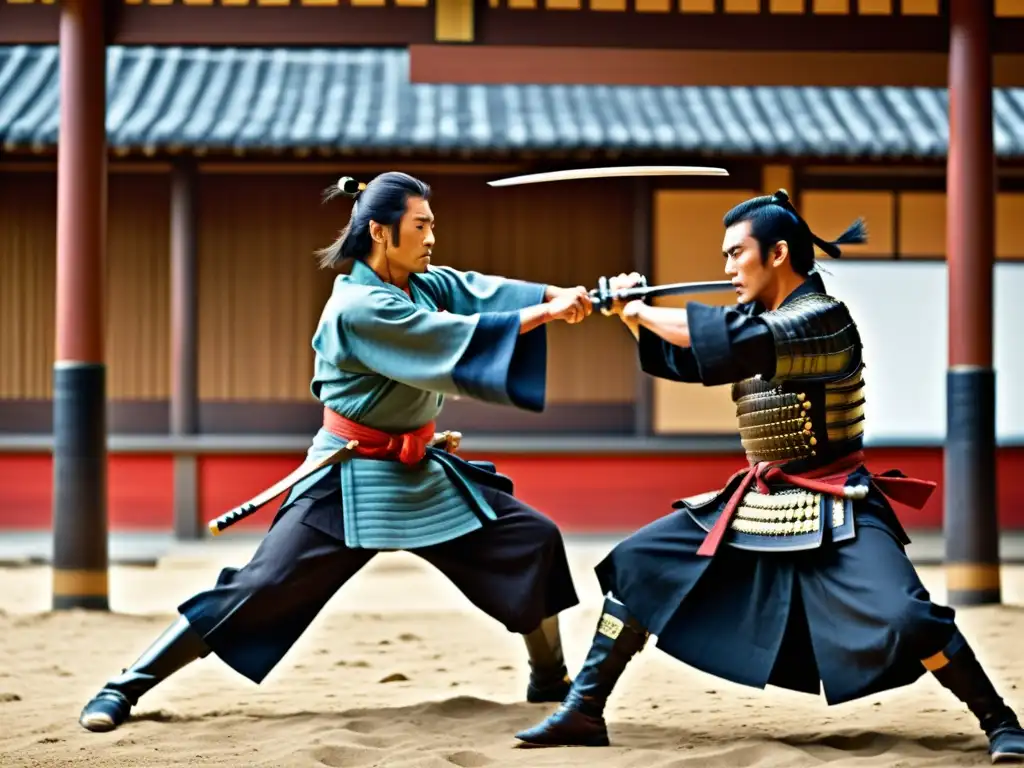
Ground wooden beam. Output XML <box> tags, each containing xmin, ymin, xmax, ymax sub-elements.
<box><xmin>116</xmin><ymin>4</ymin><xmax>434</xmax><ymax>44</ymax></box>
<box><xmin>410</xmin><ymin>44</ymin><xmax>1024</xmax><ymax>86</ymax></box>
<box><xmin>0</xmin><ymin>3</ymin><xmax>58</xmax><ymax>43</ymax></box>
<box><xmin>471</xmin><ymin>6</ymin><xmax>960</xmax><ymax>50</ymax></box>
<box><xmin>0</xmin><ymin>1</ymin><xmax>1021</xmax><ymax>48</ymax></box>
<box><xmin>0</xmin><ymin>4</ymin><xmax>435</xmax><ymax>45</ymax></box>
<box><xmin>195</xmin><ymin>161</ymin><xmax>528</xmax><ymax>175</ymax></box>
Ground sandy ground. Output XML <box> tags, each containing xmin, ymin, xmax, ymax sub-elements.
<box><xmin>1</xmin><ymin>539</ymin><xmax>1024</xmax><ymax>767</ymax></box>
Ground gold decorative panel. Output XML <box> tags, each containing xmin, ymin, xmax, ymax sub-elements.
<box><xmin>857</xmin><ymin>0</ymin><xmax>892</xmax><ymax>13</ymax></box>
<box><xmin>997</xmin><ymin>0</ymin><xmax>1024</xmax><ymax>17</ymax></box>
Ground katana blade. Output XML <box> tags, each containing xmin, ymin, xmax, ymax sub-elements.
<box><xmin>589</xmin><ymin>276</ymin><xmax>734</xmax><ymax>312</ymax></box>
<box><xmin>615</xmin><ymin>280</ymin><xmax>736</xmax><ymax>302</ymax></box>
<box><xmin>487</xmin><ymin>165</ymin><xmax>729</xmax><ymax>187</ymax></box>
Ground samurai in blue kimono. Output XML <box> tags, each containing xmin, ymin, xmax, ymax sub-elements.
<box><xmin>78</xmin><ymin>171</ymin><xmax>593</xmax><ymax>733</ymax></box>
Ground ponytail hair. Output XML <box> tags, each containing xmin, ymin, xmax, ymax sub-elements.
<box><xmin>316</xmin><ymin>171</ymin><xmax>432</xmax><ymax>270</ymax></box>
<box><xmin>722</xmin><ymin>189</ymin><xmax>868</xmax><ymax>276</ymax></box>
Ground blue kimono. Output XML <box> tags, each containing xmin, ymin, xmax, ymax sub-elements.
<box><xmin>177</xmin><ymin>259</ymin><xmax>579</xmax><ymax>685</ymax></box>
<box><xmin>282</xmin><ymin>259</ymin><xmax>548</xmax><ymax>550</ymax></box>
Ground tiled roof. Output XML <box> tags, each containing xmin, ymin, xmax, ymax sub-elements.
<box><xmin>2</xmin><ymin>44</ymin><xmax>1024</xmax><ymax>159</ymax></box>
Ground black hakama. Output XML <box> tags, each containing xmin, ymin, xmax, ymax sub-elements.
<box><xmin>595</xmin><ymin>488</ymin><xmax>957</xmax><ymax>705</ymax></box>
<box><xmin>179</xmin><ymin>469</ymin><xmax>580</xmax><ymax>684</ymax></box>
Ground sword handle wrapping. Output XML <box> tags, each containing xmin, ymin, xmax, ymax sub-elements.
<box><xmin>208</xmin><ymin>503</ymin><xmax>257</xmax><ymax>536</ymax></box>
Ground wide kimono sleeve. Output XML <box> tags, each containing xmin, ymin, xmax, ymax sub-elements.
<box><xmin>686</xmin><ymin>302</ymin><xmax>778</xmax><ymax>385</ymax></box>
<box><xmin>418</xmin><ymin>265</ymin><xmax>547</xmax><ymax>313</ymax></box>
<box><xmin>636</xmin><ymin>302</ymin><xmax>777</xmax><ymax>386</ymax></box>
<box><xmin>315</xmin><ymin>287</ymin><xmax>547</xmax><ymax>412</ymax></box>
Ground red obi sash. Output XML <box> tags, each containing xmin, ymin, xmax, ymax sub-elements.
<box><xmin>322</xmin><ymin>408</ymin><xmax>436</xmax><ymax>466</ymax></box>
<box><xmin>696</xmin><ymin>450</ymin><xmax>937</xmax><ymax>557</ymax></box>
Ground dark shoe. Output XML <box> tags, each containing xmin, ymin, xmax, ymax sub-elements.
<box><xmin>990</xmin><ymin>730</ymin><xmax>1024</xmax><ymax>765</ymax></box>
<box><xmin>526</xmin><ymin>673</ymin><xmax>572</xmax><ymax>704</ymax></box>
<box><xmin>523</xmin><ymin>614</ymin><xmax>573</xmax><ymax>703</ymax></box>
<box><xmin>516</xmin><ymin>597</ymin><xmax>648</xmax><ymax>747</ymax></box>
<box><xmin>930</xmin><ymin>631</ymin><xmax>1024</xmax><ymax>763</ymax></box>
<box><xmin>79</xmin><ymin>615</ymin><xmax>210</xmax><ymax>732</ymax></box>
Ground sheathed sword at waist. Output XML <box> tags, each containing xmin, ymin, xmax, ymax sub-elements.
<box><xmin>206</xmin><ymin>440</ymin><xmax>359</xmax><ymax>536</ymax></box>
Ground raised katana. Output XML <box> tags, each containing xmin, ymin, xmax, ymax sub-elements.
<box><xmin>589</xmin><ymin>275</ymin><xmax>734</xmax><ymax>313</ymax></box>
<box><xmin>487</xmin><ymin>165</ymin><xmax>729</xmax><ymax>187</ymax></box>
<box><xmin>487</xmin><ymin>165</ymin><xmax>734</xmax><ymax>309</ymax></box>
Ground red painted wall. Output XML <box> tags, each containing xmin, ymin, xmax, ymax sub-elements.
<box><xmin>2</xmin><ymin>447</ymin><xmax>1022</xmax><ymax>533</ymax></box>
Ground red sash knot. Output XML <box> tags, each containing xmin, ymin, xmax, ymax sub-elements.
<box><xmin>695</xmin><ymin>450</ymin><xmax>938</xmax><ymax>557</ymax></box>
<box><xmin>322</xmin><ymin>407</ymin><xmax>436</xmax><ymax>466</ymax></box>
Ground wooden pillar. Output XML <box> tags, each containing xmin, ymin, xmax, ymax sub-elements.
<box><xmin>633</xmin><ymin>178</ymin><xmax>653</xmax><ymax>436</ymax></box>
<box><xmin>52</xmin><ymin>0</ymin><xmax>108</xmax><ymax>611</ymax></box>
<box><xmin>170</xmin><ymin>159</ymin><xmax>201</xmax><ymax>540</ymax></box>
<box><xmin>945</xmin><ymin>0</ymin><xmax>1000</xmax><ymax>605</ymax></box>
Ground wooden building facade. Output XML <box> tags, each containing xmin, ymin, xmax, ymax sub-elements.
<box><xmin>1</xmin><ymin>1</ymin><xmax>1023</xmax><ymax>548</ymax></box>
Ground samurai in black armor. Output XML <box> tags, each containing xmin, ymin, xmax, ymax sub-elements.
<box><xmin>515</xmin><ymin>190</ymin><xmax>1024</xmax><ymax>764</ymax></box>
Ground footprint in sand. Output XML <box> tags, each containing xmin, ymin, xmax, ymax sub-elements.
<box><xmin>307</xmin><ymin>745</ymin><xmax>378</xmax><ymax>767</ymax></box>
<box><xmin>446</xmin><ymin>750</ymin><xmax>493</xmax><ymax>767</ymax></box>
<box><xmin>0</xmin><ymin>693</ymin><xmax>21</xmax><ymax>702</ymax></box>
<box><xmin>340</xmin><ymin>719</ymin><xmax>379</xmax><ymax>734</ymax></box>
<box><xmin>423</xmin><ymin>697</ymin><xmax>503</xmax><ymax>719</ymax></box>
<box><xmin>782</xmin><ymin>731</ymin><xmax>977</xmax><ymax>760</ymax></box>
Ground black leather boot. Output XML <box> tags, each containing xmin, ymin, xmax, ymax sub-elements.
<box><xmin>79</xmin><ymin>615</ymin><xmax>211</xmax><ymax>733</ymax></box>
<box><xmin>930</xmin><ymin>631</ymin><xmax>1024</xmax><ymax>763</ymax></box>
<box><xmin>516</xmin><ymin>596</ymin><xmax>648</xmax><ymax>747</ymax></box>
<box><xmin>522</xmin><ymin>614</ymin><xmax>572</xmax><ymax>703</ymax></box>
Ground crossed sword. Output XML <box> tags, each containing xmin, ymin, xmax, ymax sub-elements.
<box><xmin>208</xmin><ymin>165</ymin><xmax>734</xmax><ymax>536</ymax></box>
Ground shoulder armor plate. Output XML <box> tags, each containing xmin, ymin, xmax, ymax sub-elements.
<box><xmin>759</xmin><ymin>294</ymin><xmax>861</xmax><ymax>383</ymax></box>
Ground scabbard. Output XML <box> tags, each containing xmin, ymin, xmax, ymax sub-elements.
<box><xmin>206</xmin><ymin>440</ymin><xmax>359</xmax><ymax>536</ymax></box>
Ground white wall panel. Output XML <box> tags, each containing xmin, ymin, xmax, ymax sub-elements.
<box><xmin>819</xmin><ymin>261</ymin><xmax>1024</xmax><ymax>445</ymax></box>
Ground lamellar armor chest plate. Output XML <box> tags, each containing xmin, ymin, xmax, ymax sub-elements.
<box><xmin>675</xmin><ymin>292</ymin><xmax>869</xmax><ymax>553</ymax></box>
<box><xmin>732</xmin><ymin>293</ymin><xmax>866</xmax><ymax>465</ymax></box>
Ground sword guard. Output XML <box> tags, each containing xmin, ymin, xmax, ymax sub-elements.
<box><xmin>591</xmin><ymin>274</ymin><xmax>648</xmax><ymax>315</ymax></box>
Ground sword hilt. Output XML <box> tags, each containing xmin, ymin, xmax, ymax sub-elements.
<box><xmin>209</xmin><ymin>503</ymin><xmax>258</xmax><ymax>536</ymax></box>
<box><xmin>590</xmin><ymin>274</ymin><xmax>649</xmax><ymax>314</ymax></box>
